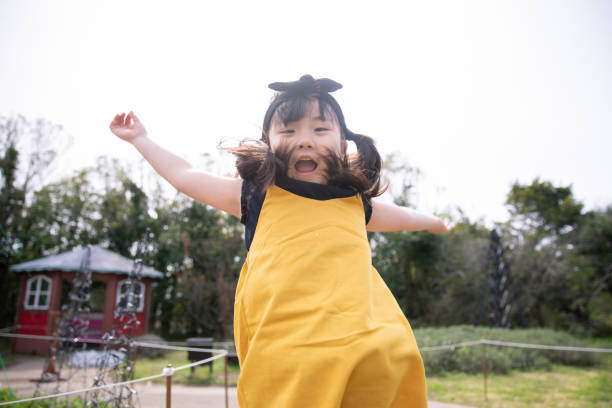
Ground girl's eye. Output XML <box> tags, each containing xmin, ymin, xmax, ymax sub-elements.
<box><xmin>280</xmin><ymin>129</ymin><xmax>294</xmax><ymax>134</ymax></box>
<box><xmin>315</xmin><ymin>128</ymin><xmax>329</xmax><ymax>132</ymax></box>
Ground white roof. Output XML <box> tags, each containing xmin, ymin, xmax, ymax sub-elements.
<box><xmin>10</xmin><ymin>245</ymin><xmax>163</xmax><ymax>279</ymax></box>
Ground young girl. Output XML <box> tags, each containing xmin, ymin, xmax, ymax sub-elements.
<box><xmin>110</xmin><ymin>75</ymin><xmax>451</xmax><ymax>408</ymax></box>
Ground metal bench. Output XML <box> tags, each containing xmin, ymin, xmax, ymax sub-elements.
<box><xmin>186</xmin><ymin>337</ymin><xmax>214</xmax><ymax>375</ymax></box>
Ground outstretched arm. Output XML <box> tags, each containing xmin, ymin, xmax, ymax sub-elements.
<box><xmin>110</xmin><ymin>111</ymin><xmax>242</xmax><ymax>217</ymax></box>
<box><xmin>366</xmin><ymin>200</ymin><xmax>452</xmax><ymax>233</ymax></box>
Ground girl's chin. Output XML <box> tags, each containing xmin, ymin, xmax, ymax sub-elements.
<box><xmin>288</xmin><ymin>171</ymin><xmax>327</xmax><ymax>184</ymax></box>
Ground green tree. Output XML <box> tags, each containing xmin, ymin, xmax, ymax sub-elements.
<box><xmin>570</xmin><ymin>206</ymin><xmax>612</xmax><ymax>335</ymax></box>
<box><xmin>371</xmin><ymin>154</ymin><xmax>447</xmax><ymax>324</ymax></box>
<box><xmin>501</xmin><ymin>178</ymin><xmax>600</xmax><ymax>332</ymax></box>
<box><xmin>21</xmin><ymin>169</ymin><xmax>100</xmax><ymax>254</ymax></box>
<box><xmin>505</xmin><ymin>177</ymin><xmax>583</xmax><ymax>239</ymax></box>
<box><xmin>0</xmin><ymin>114</ymin><xmax>68</xmax><ymax>328</ymax></box>
<box><xmin>0</xmin><ymin>141</ymin><xmax>24</xmax><ymax>329</ymax></box>
<box><xmin>429</xmin><ymin>219</ymin><xmax>492</xmax><ymax>326</ymax></box>
<box><xmin>162</xmin><ymin>197</ymin><xmax>244</xmax><ymax>339</ymax></box>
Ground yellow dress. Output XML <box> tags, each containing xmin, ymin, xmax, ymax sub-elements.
<box><xmin>234</xmin><ymin>184</ymin><xmax>427</xmax><ymax>407</ymax></box>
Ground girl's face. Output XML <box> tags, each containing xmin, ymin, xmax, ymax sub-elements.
<box><xmin>267</xmin><ymin>100</ymin><xmax>346</xmax><ymax>184</ymax></box>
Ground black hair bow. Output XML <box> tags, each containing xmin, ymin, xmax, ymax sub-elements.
<box><xmin>268</xmin><ymin>75</ymin><xmax>342</xmax><ymax>95</ymax></box>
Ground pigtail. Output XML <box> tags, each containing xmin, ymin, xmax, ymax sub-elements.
<box><xmin>221</xmin><ymin>138</ymin><xmax>293</xmax><ymax>193</ymax></box>
<box><xmin>323</xmin><ymin>148</ymin><xmax>369</xmax><ymax>194</ymax></box>
<box><xmin>221</xmin><ymin>139</ymin><xmax>276</xmax><ymax>191</ymax></box>
<box><xmin>348</xmin><ymin>133</ymin><xmax>388</xmax><ymax>203</ymax></box>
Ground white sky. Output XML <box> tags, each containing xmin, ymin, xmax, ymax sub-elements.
<box><xmin>1</xmin><ymin>0</ymin><xmax>611</xmax><ymax>228</ymax></box>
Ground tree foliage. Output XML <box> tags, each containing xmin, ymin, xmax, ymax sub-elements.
<box><xmin>505</xmin><ymin>177</ymin><xmax>583</xmax><ymax>238</ymax></box>
<box><xmin>1</xmin><ymin>114</ymin><xmax>70</xmax><ymax>328</ymax></box>
<box><xmin>2</xmin><ymin>122</ymin><xmax>610</xmax><ymax>338</ymax></box>
<box><xmin>498</xmin><ymin>178</ymin><xmax>610</xmax><ymax>334</ymax></box>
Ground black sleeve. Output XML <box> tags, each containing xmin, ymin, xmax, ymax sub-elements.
<box><xmin>240</xmin><ymin>180</ymin><xmax>250</xmax><ymax>225</ymax></box>
<box><xmin>361</xmin><ymin>195</ymin><xmax>373</xmax><ymax>225</ymax></box>
<box><xmin>241</xmin><ymin>180</ymin><xmax>266</xmax><ymax>251</ymax></box>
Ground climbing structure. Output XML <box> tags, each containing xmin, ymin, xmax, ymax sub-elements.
<box><xmin>89</xmin><ymin>232</ymin><xmax>150</xmax><ymax>408</ymax></box>
<box><xmin>486</xmin><ymin>228</ymin><xmax>514</xmax><ymax>328</ymax></box>
<box><xmin>35</xmin><ymin>245</ymin><xmax>93</xmax><ymax>403</ymax></box>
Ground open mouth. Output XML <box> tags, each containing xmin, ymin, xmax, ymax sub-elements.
<box><xmin>294</xmin><ymin>159</ymin><xmax>318</xmax><ymax>174</ymax></box>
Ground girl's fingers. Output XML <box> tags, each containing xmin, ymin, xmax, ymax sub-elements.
<box><xmin>130</xmin><ymin>111</ymin><xmax>142</xmax><ymax>127</ymax></box>
<box><xmin>111</xmin><ymin>113</ymin><xmax>127</xmax><ymax>129</ymax></box>
<box><xmin>110</xmin><ymin>114</ymin><xmax>121</xmax><ymax>128</ymax></box>
<box><xmin>110</xmin><ymin>111</ymin><xmax>140</xmax><ymax>132</ymax></box>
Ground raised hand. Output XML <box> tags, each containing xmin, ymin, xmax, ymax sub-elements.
<box><xmin>428</xmin><ymin>219</ymin><xmax>454</xmax><ymax>234</ymax></box>
<box><xmin>110</xmin><ymin>111</ymin><xmax>147</xmax><ymax>143</ymax></box>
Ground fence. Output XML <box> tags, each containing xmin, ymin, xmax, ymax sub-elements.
<box><xmin>1</xmin><ymin>332</ymin><xmax>611</xmax><ymax>406</ymax></box>
<box><xmin>420</xmin><ymin>338</ymin><xmax>612</xmax><ymax>402</ymax></box>
<box><xmin>0</xmin><ymin>332</ymin><xmax>229</xmax><ymax>408</ymax></box>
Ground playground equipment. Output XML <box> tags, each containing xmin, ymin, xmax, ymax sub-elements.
<box><xmin>89</xmin><ymin>232</ymin><xmax>150</xmax><ymax>407</ymax></box>
<box><xmin>34</xmin><ymin>245</ymin><xmax>94</xmax><ymax>402</ymax></box>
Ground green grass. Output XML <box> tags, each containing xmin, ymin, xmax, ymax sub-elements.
<box><xmin>427</xmin><ymin>354</ymin><xmax>612</xmax><ymax>407</ymax></box>
<box><xmin>132</xmin><ymin>346</ymin><xmax>612</xmax><ymax>407</ymax></box>
<box><xmin>133</xmin><ymin>329</ymin><xmax>612</xmax><ymax>406</ymax></box>
<box><xmin>6</xmin><ymin>326</ymin><xmax>610</xmax><ymax>406</ymax></box>
<box><xmin>0</xmin><ymin>388</ymin><xmax>112</xmax><ymax>407</ymax></box>
<box><xmin>0</xmin><ymin>338</ymin><xmax>13</xmax><ymax>366</ymax></box>
<box><xmin>133</xmin><ymin>350</ymin><xmax>239</xmax><ymax>386</ymax></box>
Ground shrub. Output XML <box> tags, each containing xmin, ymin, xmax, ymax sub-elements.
<box><xmin>413</xmin><ymin>325</ymin><xmax>608</xmax><ymax>375</ymax></box>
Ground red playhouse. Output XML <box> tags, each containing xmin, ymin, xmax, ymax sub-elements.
<box><xmin>10</xmin><ymin>245</ymin><xmax>163</xmax><ymax>355</ymax></box>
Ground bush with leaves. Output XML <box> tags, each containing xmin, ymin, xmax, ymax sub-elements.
<box><xmin>414</xmin><ymin>326</ymin><xmax>605</xmax><ymax>375</ymax></box>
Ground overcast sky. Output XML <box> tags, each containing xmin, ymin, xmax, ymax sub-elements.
<box><xmin>1</xmin><ymin>0</ymin><xmax>611</xmax><ymax>228</ymax></box>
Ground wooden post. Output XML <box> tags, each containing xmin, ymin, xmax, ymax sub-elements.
<box><xmin>165</xmin><ymin>363</ymin><xmax>173</xmax><ymax>408</ymax></box>
<box><xmin>482</xmin><ymin>342</ymin><xmax>488</xmax><ymax>402</ymax></box>
<box><xmin>43</xmin><ymin>311</ymin><xmax>61</xmax><ymax>377</ymax></box>
<box><xmin>224</xmin><ymin>353</ymin><xmax>229</xmax><ymax>408</ymax></box>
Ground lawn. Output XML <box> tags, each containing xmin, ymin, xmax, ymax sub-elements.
<box><xmin>426</xmin><ymin>354</ymin><xmax>612</xmax><ymax>407</ymax></box>
<box><xmin>4</xmin><ymin>328</ymin><xmax>610</xmax><ymax>406</ymax></box>
<box><xmin>134</xmin><ymin>348</ymin><xmax>612</xmax><ymax>407</ymax></box>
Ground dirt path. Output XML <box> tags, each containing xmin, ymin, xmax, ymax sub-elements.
<box><xmin>2</xmin><ymin>354</ymin><xmax>472</xmax><ymax>407</ymax></box>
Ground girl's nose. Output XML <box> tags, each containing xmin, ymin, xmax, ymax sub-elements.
<box><xmin>298</xmin><ymin>140</ymin><xmax>313</xmax><ymax>149</ymax></box>
<box><xmin>297</xmin><ymin>132</ymin><xmax>314</xmax><ymax>149</ymax></box>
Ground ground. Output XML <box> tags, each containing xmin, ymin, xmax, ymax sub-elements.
<box><xmin>1</xmin><ymin>354</ymin><xmax>472</xmax><ymax>407</ymax></box>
